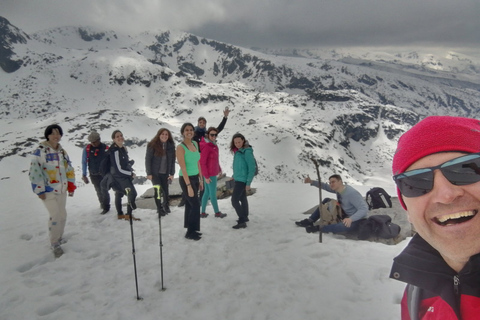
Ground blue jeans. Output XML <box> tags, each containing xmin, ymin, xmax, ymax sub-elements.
<box><xmin>309</xmin><ymin>207</ymin><xmax>362</xmax><ymax>234</ymax></box>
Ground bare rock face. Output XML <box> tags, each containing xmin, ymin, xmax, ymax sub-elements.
<box><xmin>0</xmin><ymin>16</ymin><xmax>29</xmax><ymax>73</ymax></box>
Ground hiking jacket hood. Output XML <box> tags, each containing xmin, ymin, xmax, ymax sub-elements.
<box><xmin>390</xmin><ymin>234</ymin><xmax>480</xmax><ymax>319</ymax></box>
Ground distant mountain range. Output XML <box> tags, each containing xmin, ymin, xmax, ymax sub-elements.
<box><xmin>1</xmin><ymin>16</ymin><xmax>479</xmax><ymax>185</ymax></box>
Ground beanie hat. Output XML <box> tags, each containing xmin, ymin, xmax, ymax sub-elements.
<box><xmin>88</xmin><ymin>131</ymin><xmax>100</xmax><ymax>143</ymax></box>
<box><xmin>392</xmin><ymin>116</ymin><xmax>480</xmax><ymax>209</ymax></box>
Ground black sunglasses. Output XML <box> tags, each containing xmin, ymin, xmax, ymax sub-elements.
<box><xmin>393</xmin><ymin>153</ymin><xmax>480</xmax><ymax>198</ymax></box>
<box><xmin>209</xmin><ymin>133</ymin><xmax>218</xmax><ymax>137</ymax></box>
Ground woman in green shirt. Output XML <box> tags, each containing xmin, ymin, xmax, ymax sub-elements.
<box><xmin>176</xmin><ymin>123</ymin><xmax>204</xmax><ymax>240</ymax></box>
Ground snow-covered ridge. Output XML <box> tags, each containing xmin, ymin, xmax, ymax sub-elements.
<box><xmin>0</xmin><ymin>16</ymin><xmax>477</xmax><ymax>187</ymax></box>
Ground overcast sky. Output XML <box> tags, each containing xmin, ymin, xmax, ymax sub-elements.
<box><xmin>2</xmin><ymin>0</ymin><xmax>479</xmax><ymax>49</ymax></box>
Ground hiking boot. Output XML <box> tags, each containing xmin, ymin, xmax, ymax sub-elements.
<box><xmin>185</xmin><ymin>232</ymin><xmax>201</xmax><ymax>241</ymax></box>
<box><xmin>164</xmin><ymin>205</ymin><xmax>171</xmax><ymax>214</ymax></box>
<box><xmin>200</xmin><ymin>213</ymin><xmax>209</xmax><ymax>218</ymax></box>
<box><xmin>232</xmin><ymin>222</ymin><xmax>247</xmax><ymax>229</ymax></box>
<box><xmin>296</xmin><ymin>219</ymin><xmax>313</xmax><ymax>227</ymax></box>
<box><xmin>52</xmin><ymin>244</ymin><xmax>64</xmax><ymax>258</ymax></box>
<box><xmin>178</xmin><ymin>198</ymin><xmax>186</xmax><ymax>207</ymax></box>
<box><xmin>158</xmin><ymin>211</ymin><xmax>167</xmax><ymax>217</ymax></box>
<box><xmin>215</xmin><ymin>212</ymin><xmax>227</xmax><ymax>218</ymax></box>
<box><xmin>305</xmin><ymin>225</ymin><xmax>320</xmax><ymax>233</ymax></box>
<box><xmin>158</xmin><ymin>207</ymin><xmax>167</xmax><ymax>217</ymax></box>
<box><xmin>118</xmin><ymin>214</ymin><xmax>141</xmax><ymax>221</ymax></box>
<box><xmin>100</xmin><ymin>208</ymin><xmax>110</xmax><ymax>215</ymax></box>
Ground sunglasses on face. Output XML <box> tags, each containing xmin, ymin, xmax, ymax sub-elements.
<box><xmin>393</xmin><ymin>153</ymin><xmax>480</xmax><ymax>198</ymax></box>
<box><xmin>209</xmin><ymin>133</ymin><xmax>218</xmax><ymax>137</ymax></box>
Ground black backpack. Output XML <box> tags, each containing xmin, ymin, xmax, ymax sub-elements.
<box><xmin>366</xmin><ymin>187</ymin><xmax>392</xmax><ymax>210</ymax></box>
<box><xmin>99</xmin><ymin>149</ymin><xmax>111</xmax><ymax>176</ymax></box>
<box><xmin>357</xmin><ymin>215</ymin><xmax>401</xmax><ymax>240</ymax></box>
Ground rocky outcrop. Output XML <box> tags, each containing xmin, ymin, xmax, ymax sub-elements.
<box><xmin>0</xmin><ymin>16</ymin><xmax>29</xmax><ymax>73</ymax></box>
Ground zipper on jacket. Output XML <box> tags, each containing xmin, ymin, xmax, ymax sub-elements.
<box><xmin>453</xmin><ymin>275</ymin><xmax>460</xmax><ymax>295</ymax></box>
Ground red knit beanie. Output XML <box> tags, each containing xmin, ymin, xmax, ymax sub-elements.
<box><xmin>392</xmin><ymin>116</ymin><xmax>480</xmax><ymax>209</ymax></box>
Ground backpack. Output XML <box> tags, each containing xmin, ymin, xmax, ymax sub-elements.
<box><xmin>357</xmin><ymin>215</ymin><xmax>401</xmax><ymax>240</ymax></box>
<box><xmin>366</xmin><ymin>187</ymin><xmax>392</xmax><ymax>210</ymax></box>
<box><xmin>254</xmin><ymin>157</ymin><xmax>259</xmax><ymax>176</ymax></box>
<box><xmin>316</xmin><ymin>198</ymin><xmax>343</xmax><ymax>226</ymax></box>
<box><xmin>86</xmin><ymin>143</ymin><xmax>109</xmax><ymax>175</ymax></box>
<box><xmin>250</xmin><ymin>146</ymin><xmax>259</xmax><ymax>176</ymax></box>
<box><xmin>99</xmin><ymin>149</ymin><xmax>111</xmax><ymax>176</ymax></box>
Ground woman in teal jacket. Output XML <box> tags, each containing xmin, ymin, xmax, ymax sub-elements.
<box><xmin>229</xmin><ymin>133</ymin><xmax>256</xmax><ymax>229</ymax></box>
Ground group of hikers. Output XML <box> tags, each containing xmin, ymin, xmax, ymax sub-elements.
<box><xmin>29</xmin><ymin>107</ymin><xmax>258</xmax><ymax>257</ymax></box>
<box><xmin>29</xmin><ymin>114</ymin><xmax>480</xmax><ymax>319</ymax></box>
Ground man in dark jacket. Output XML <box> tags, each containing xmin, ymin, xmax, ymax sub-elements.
<box><xmin>82</xmin><ymin>131</ymin><xmax>110</xmax><ymax>214</ymax></box>
<box><xmin>193</xmin><ymin>106</ymin><xmax>230</xmax><ymax>146</ymax></box>
<box><xmin>390</xmin><ymin>116</ymin><xmax>480</xmax><ymax>319</ymax></box>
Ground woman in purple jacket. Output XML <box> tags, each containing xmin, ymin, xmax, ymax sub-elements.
<box><xmin>200</xmin><ymin>127</ymin><xmax>226</xmax><ymax>218</ymax></box>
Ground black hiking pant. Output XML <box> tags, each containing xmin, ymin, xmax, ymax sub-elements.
<box><xmin>90</xmin><ymin>174</ymin><xmax>109</xmax><ymax>209</ymax></box>
<box><xmin>232</xmin><ymin>181</ymin><xmax>249</xmax><ymax>223</ymax></box>
<box><xmin>101</xmin><ymin>174</ymin><xmax>136</xmax><ymax>214</ymax></box>
<box><xmin>152</xmin><ymin>173</ymin><xmax>169</xmax><ymax>213</ymax></box>
<box><xmin>179</xmin><ymin>175</ymin><xmax>200</xmax><ymax>233</ymax></box>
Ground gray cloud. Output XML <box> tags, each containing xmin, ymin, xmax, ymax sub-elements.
<box><xmin>2</xmin><ymin>0</ymin><xmax>479</xmax><ymax>48</ymax></box>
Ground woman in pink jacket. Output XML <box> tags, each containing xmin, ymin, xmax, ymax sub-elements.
<box><xmin>200</xmin><ymin>127</ymin><xmax>226</xmax><ymax>218</ymax></box>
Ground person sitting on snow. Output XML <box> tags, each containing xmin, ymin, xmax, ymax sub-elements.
<box><xmin>295</xmin><ymin>174</ymin><xmax>368</xmax><ymax>233</ymax></box>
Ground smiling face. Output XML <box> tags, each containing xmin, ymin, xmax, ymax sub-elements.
<box><xmin>208</xmin><ymin>130</ymin><xmax>218</xmax><ymax>142</ymax></box>
<box><xmin>159</xmin><ymin>130</ymin><xmax>169</xmax><ymax>143</ymax></box>
<box><xmin>47</xmin><ymin>128</ymin><xmax>62</xmax><ymax>146</ymax></box>
<box><xmin>403</xmin><ymin>152</ymin><xmax>480</xmax><ymax>271</ymax></box>
<box><xmin>233</xmin><ymin>137</ymin><xmax>244</xmax><ymax>149</ymax></box>
<box><xmin>182</xmin><ymin>125</ymin><xmax>194</xmax><ymax>139</ymax></box>
<box><xmin>198</xmin><ymin>119</ymin><xmax>207</xmax><ymax>129</ymax></box>
<box><xmin>113</xmin><ymin>131</ymin><xmax>124</xmax><ymax>147</ymax></box>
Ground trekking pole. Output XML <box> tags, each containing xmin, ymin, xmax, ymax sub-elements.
<box><xmin>125</xmin><ymin>188</ymin><xmax>142</xmax><ymax>300</ymax></box>
<box><xmin>310</xmin><ymin>158</ymin><xmax>323</xmax><ymax>243</ymax></box>
<box><xmin>153</xmin><ymin>185</ymin><xmax>166</xmax><ymax>291</ymax></box>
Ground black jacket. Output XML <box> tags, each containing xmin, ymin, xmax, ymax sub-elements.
<box><xmin>145</xmin><ymin>141</ymin><xmax>175</xmax><ymax>176</ymax></box>
<box><xmin>109</xmin><ymin>144</ymin><xmax>133</xmax><ymax>179</ymax></box>
<box><xmin>390</xmin><ymin>234</ymin><xmax>480</xmax><ymax>319</ymax></box>
<box><xmin>193</xmin><ymin>116</ymin><xmax>227</xmax><ymax>147</ymax></box>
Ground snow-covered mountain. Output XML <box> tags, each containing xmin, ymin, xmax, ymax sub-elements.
<box><xmin>1</xmin><ymin>16</ymin><xmax>479</xmax><ymax>186</ymax></box>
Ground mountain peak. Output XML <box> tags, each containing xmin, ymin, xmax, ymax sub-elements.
<box><xmin>0</xmin><ymin>16</ymin><xmax>30</xmax><ymax>73</ymax></box>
